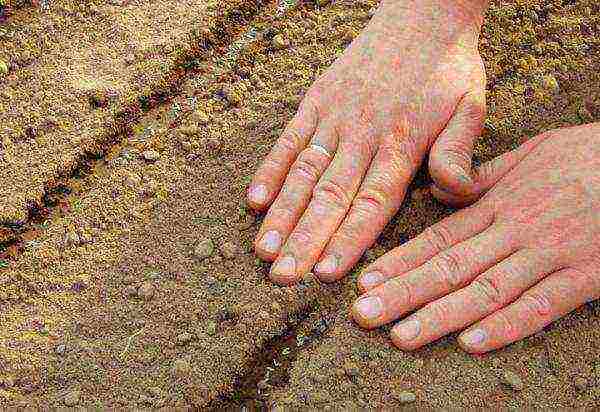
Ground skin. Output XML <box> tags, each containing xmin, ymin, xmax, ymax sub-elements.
<box><xmin>352</xmin><ymin>124</ymin><xmax>600</xmax><ymax>353</ymax></box>
<box><xmin>248</xmin><ymin>0</ymin><xmax>490</xmax><ymax>285</ymax></box>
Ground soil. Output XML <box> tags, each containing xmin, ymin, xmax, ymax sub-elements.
<box><xmin>1</xmin><ymin>0</ymin><xmax>599</xmax><ymax>409</ymax></box>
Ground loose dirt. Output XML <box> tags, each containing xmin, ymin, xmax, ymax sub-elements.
<box><xmin>1</xmin><ymin>0</ymin><xmax>599</xmax><ymax>408</ymax></box>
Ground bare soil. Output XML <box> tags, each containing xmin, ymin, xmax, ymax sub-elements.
<box><xmin>1</xmin><ymin>0</ymin><xmax>599</xmax><ymax>408</ymax></box>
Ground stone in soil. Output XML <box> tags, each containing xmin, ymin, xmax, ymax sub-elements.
<box><xmin>190</xmin><ymin>110</ymin><xmax>209</xmax><ymax>125</ymax></box>
<box><xmin>220</xmin><ymin>241</ymin><xmax>238</xmax><ymax>259</ymax></box>
<box><xmin>143</xmin><ymin>149</ymin><xmax>161</xmax><ymax>162</ymax></box>
<box><xmin>501</xmin><ymin>370</ymin><xmax>524</xmax><ymax>391</ymax></box>
<box><xmin>0</xmin><ymin>59</ymin><xmax>9</xmax><ymax>77</ymax></box>
<box><xmin>176</xmin><ymin>332</ymin><xmax>194</xmax><ymax>346</ymax></box>
<box><xmin>172</xmin><ymin>359</ymin><xmax>191</xmax><ymax>377</ymax></box>
<box><xmin>137</xmin><ymin>281</ymin><xmax>155</xmax><ymax>301</ymax></box>
<box><xmin>272</xmin><ymin>34</ymin><xmax>290</xmax><ymax>50</ymax></box>
<box><xmin>573</xmin><ymin>376</ymin><xmax>588</xmax><ymax>391</ymax></box>
<box><xmin>63</xmin><ymin>390</ymin><xmax>81</xmax><ymax>406</ymax></box>
<box><xmin>55</xmin><ymin>344</ymin><xmax>67</xmax><ymax>356</ymax></box>
<box><xmin>395</xmin><ymin>391</ymin><xmax>416</xmax><ymax>404</ymax></box>
<box><xmin>194</xmin><ymin>238</ymin><xmax>214</xmax><ymax>260</ymax></box>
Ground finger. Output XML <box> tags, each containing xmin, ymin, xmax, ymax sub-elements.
<box><xmin>390</xmin><ymin>248</ymin><xmax>560</xmax><ymax>350</ymax></box>
<box><xmin>428</xmin><ymin>90</ymin><xmax>486</xmax><ymax>196</ymax></box>
<box><xmin>357</xmin><ymin>202</ymin><xmax>494</xmax><ymax>292</ymax></box>
<box><xmin>269</xmin><ymin>133</ymin><xmax>374</xmax><ymax>285</ymax></box>
<box><xmin>247</xmin><ymin>98</ymin><xmax>318</xmax><ymax>211</ymax></box>
<box><xmin>431</xmin><ymin>131</ymin><xmax>554</xmax><ymax>207</ymax></box>
<box><xmin>314</xmin><ymin>140</ymin><xmax>414</xmax><ymax>282</ymax></box>
<box><xmin>352</xmin><ymin>223</ymin><xmax>517</xmax><ymax>329</ymax></box>
<box><xmin>459</xmin><ymin>266</ymin><xmax>600</xmax><ymax>354</ymax></box>
<box><xmin>254</xmin><ymin>126</ymin><xmax>337</xmax><ymax>261</ymax></box>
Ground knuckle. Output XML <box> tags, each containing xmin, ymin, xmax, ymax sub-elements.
<box><xmin>423</xmin><ymin>224</ymin><xmax>455</xmax><ymax>253</ymax></box>
<box><xmin>396</xmin><ymin>133</ymin><xmax>421</xmax><ymax>168</ymax></box>
<box><xmin>313</xmin><ymin>179</ymin><xmax>351</xmax><ymax>209</ymax></box>
<box><xmin>277</xmin><ymin>131</ymin><xmax>300</xmax><ymax>152</ymax></box>
<box><xmin>292</xmin><ymin>153</ymin><xmax>322</xmax><ymax>182</ymax></box>
<box><xmin>424</xmin><ymin>301</ymin><xmax>453</xmax><ymax>324</ymax></box>
<box><xmin>387</xmin><ymin>277</ymin><xmax>414</xmax><ymax>307</ymax></box>
<box><xmin>431</xmin><ymin>250</ymin><xmax>464</xmax><ymax>289</ymax></box>
<box><xmin>471</xmin><ymin>276</ymin><xmax>505</xmax><ymax>309</ymax></box>
<box><xmin>520</xmin><ymin>292</ymin><xmax>552</xmax><ymax>318</ymax></box>
<box><xmin>352</xmin><ymin>192</ymin><xmax>387</xmax><ymax>215</ymax></box>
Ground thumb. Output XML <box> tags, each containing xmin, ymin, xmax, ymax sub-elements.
<box><xmin>428</xmin><ymin>90</ymin><xmax>486</xmax><ymax>197</ymax></box>
<box><xmin>431</xmin><ymin>131</ymin><xmax>554</xmax><ymax>207</ymax></box>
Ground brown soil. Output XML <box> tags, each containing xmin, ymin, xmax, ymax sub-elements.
<box><xmin>1</xmin><ymin>0</ymin><xmax>599</xmax><ymax>408</ymax></box>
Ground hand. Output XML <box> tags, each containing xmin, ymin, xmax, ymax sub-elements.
<box><xmin>351</xmin><ymin>123</ymin><xmax>600</xmax><ymax>353</ymax></box>
<box><xmin>247</xmin><ymin>0</ymin><xmax>488</xmax><ymax>285</ymax></box>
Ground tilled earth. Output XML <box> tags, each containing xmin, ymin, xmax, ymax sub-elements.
<box><xmin>1</xmin><ymin>0</ymin><xmax>599</xmax><ymax>408</ymax></box>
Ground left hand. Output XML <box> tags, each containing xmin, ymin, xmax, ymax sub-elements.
<box><xmin>351</xmin><ymin>124</ymin><xmax>600</xmax><ymax>353</ymax></box>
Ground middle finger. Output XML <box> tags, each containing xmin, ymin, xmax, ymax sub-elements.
<box><xmin>269</xmin><ymin>130</ymin><xmax>375</xmax><ymax>285</ymax></box>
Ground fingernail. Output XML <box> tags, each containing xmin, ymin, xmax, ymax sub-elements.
<box><xmin>271</xmin><ymin>256</ymin><xmax>296</xmax><ymax>280</ymax></box>
<box><xmin>258</xmin><ymin>230</ymin><xmax>282</xmax><ymax>254</ymax></box>
<box><xmin>393</xmin><ymin>319</ymin><xmax>421</xmax><ymax>341</ymax></box>
<box><xmin>315</xmin><ymin>254</ymin><xmax>338</xmax><ymax>275</ymax></box>
<box><xmin>360</xmin><ymin>271</ymin><xmax>383</xmax><ymax>289</ymax></box>
<box><xmin>460</xmin><ymin>328</ymin><xmax>487</xmax><ymax>347</ymax></box>
<box><xmin>248</xmin><ymin>184</ymin><xmax>268</xmax><ymax>205</ymax></box>
<box><xmin>449</xmin><ymin>163</ymin><xmax>473</xmax><ymax>185</ymax></box>
<box><xmin>354</xmin><ymin>296</ymin><xmax>383</xmax><ymax>320</ymax></box>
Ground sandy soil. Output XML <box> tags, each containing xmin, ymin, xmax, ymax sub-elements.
<box><xmin>0</xmin><ymin>0</ymin><xmax>599</xmax><ymax>408</ymax></box>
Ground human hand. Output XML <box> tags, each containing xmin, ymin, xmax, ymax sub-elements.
<box><xmin>248</xmin><ymin>0</ymin><xmax>488</xmax><ymax>285</ymax></box>
<box><xmin>352</xmin><ymin>123</ymin><xmax>600</xmax><ymax>353</ymax></box>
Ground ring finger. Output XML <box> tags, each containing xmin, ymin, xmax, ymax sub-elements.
<box><xmin>254</xmin><ymin>124</ymin><xmax>338</xmax><ymax>260</ymax></box>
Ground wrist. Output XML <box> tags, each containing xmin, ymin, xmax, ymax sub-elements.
<box><xmin>379</xmin><ymin>0</ymin><xmax>488</xmax><ymax>33</ymax></box>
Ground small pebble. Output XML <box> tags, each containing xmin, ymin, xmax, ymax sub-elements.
<box><xmin>220</xmin><ymin>241</ymin><xmax>238</xmax><ymax>259</ymax></box>
<box><xmin>343</xmin><ymin>361</ymin><xmax>359</xmax><ymax>378</ymax></box>
<box><xmin>190</xmin><ymin>110</ymin><xmax>209</xmax><ymax>125</ymax></box>
<box><xmin>123</xmin><ymin>172</ymin><xmax>142</xmax><ymax>188</ymax></box>
<box><xmin>194</xmin><ymin>238</ymin><xmax>214</xmax><ymax>260</ymax></box>
<box><xmin>0</xmin><ymin>60</ymin><xmax>9</xmax><ymax>77</ymax></box>
<box><xmin>237</xmin><ymin>214</ymin><xmax>256</xmax><ymax>230</ymax></box>
<box><xmin>542</xmin><ymin>74</ymin><xmax>560</xmax><ymax>93</ymax></box>
<box><xmin>222</xmin><ymin>85</ymin><xmax>241</xmax><ymax>106</ymax></box>
<box><xmin>64</xmin><ymin>231</ymin><xmax>81</xmax><ymax>248</ymax></box>
<box><xmin>316</xmin><ymin>0</ymin><xmax>331</xmax><ymax>6</ymax></box>
<box><xmin>176</xmin><ymin>332</ymin><xmax>193</xmax><ymax>346</ymax></box>
<box><xmin>207</xmin><ymin>137</ymin><xmax>221</xmax><ymax>151</ymax></box>
<box><xmin>63</xmin><ymin>390</ymin><xmax>81</xmax><ymax>406</ymax></box>
<box><xmin>137</xmin><ymin>281</ymin><xmax>155</xmax><ymax>301</ymax></box>
<box><xmin>180</xmin><ymin>125</ymin><xmax>200</xmax><ymax>136</ymax></box>
<box><xmin>124</xmin><ymin>285</ymin><xmax>138</xmax><ymax>298</ymax></box>
<box><xmin>205</xmin><ymin>320</ymin><xmax>217</xmax><ymax>336</ymax></box>
<box><xmin>172</xmin><ymin>359</ymin><xmax>191</xmax><ymax>377</ymax></box>
<box><xmin>574</xmin><ymin>376</ymin><xmax>588</xmax><ymax>391</ymax></box>
<box><xmin>55</xmin><ymin>344</ymin><xmax>67</xmax><ymax>356</ymax></box>
<box><xmin>395</xmin><ymin>391</ymin><xmax>416</xmax><ymax>404</ymax></box>
<box><xmin>0</xmin><ymin>375</ymin><xmax>15</xmax><ymax>388</ymax></box>
<box><xmin>143</xmin><ymin>150</ymin><xmax>161</xmax><ymax>162</ymax></box>
<box><xmin>501</xmin><ymin>370</ymin><xmax>524</xmax><ymax>391</ymax></box>
<box><xmin>88</xmin><ymin>90</ymin><xmax>109</xmax><ymax>108</ymax></box>
<box><xmin>272</xmin><ymin>34</ymin><xmax>290</xmax><ymax>50</ymax></box>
